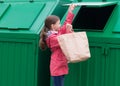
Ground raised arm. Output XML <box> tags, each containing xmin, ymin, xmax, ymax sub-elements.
<box><xmin>59</xmin><ymin>4</ymin><xmax>76</xmax><ymax>34</ymax></box>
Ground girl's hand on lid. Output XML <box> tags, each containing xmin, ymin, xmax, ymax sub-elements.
<box><xmin>68</xmin><ymin>4</ymin><xmax>76</xmax><ymax>13</ymax></box>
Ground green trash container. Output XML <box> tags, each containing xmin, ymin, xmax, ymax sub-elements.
<box><xmin>0</xmin><ymin>0</ymin><xmax>69</xmax><ymax>86</ymax></box>
<box><xmin>61</xmin><ymin>1</ymin><xmax>120</xmax><ymax>86</ymax></box>
<box><xmin>81</xmin><ymin>0</ymin><xmax>103</xmax><ymax>2</ymax></box>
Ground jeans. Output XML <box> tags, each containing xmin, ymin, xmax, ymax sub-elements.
<box><xmin>52</xmin><ymin>75</ymin><xmax>65</xmax><ymax>86</ymax></box>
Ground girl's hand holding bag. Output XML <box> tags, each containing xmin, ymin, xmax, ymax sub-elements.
<box><xmin>57</xmin><ymin>25</ymin><xmax>91</xmax><ymax>63</ymax></box>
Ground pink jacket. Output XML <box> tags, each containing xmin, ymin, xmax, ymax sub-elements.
<box><xmin>46</xmin><ymin>12</ymin><xmax>74</xmax><ymax>76</ymax></box>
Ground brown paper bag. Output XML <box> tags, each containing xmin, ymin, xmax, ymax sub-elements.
<box><xmin>57</xmin><ymin>32</ymin><xmax>91</xmax><ymax>63</ymax></box>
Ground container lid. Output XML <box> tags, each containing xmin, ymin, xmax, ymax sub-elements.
<box><xmin>0</xmin><ymin>3</ymin><xmax>45</xmax><ymax>30</ymax></box>
<box><xmin>63</xmin><ymin>2</ymin><xmax>117</xmax><ymax>7</ymax></box>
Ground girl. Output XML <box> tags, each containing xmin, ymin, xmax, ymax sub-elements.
<box><xmin>39</xmin><ymin>4</ymin><xmax>76</xmax><ymax>86</ymax></box>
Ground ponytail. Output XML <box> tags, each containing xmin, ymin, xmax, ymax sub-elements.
<box><xmin>39</xmin><ymin>15</ymin><xmax>60</xmax><ymax>50</ymax></box>
<box><xmin>39</xmin><ymin>26</ymin><xmax>49</xmax><ymax>50</ymax></box>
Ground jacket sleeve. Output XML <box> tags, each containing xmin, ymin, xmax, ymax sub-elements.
<box><xmin>46</xmin><ymin>34</ymin><xmax>60</xmax><ymax>49</ymax></box>
<box><xmin>58</xmin><ymin>12</ymin><xmax>74</xmax><ymax>34</ymax></box>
